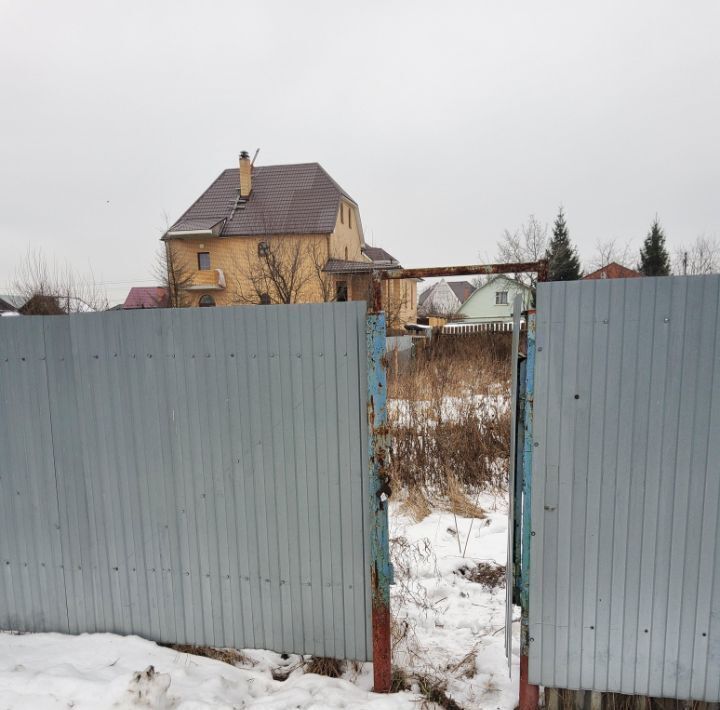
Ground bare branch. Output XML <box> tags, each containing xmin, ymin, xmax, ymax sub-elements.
<box><xmin>155</xmin><ymin>242</ymin><xmax>193</xmax><ymax>307</ymax></box>
<box><xmin>494</xmin><ymin>215</ymin><xmax>547</xmax><ymax>289</ymax></box>
<box><xmin>12</xmin><ymin>248</ymin><xmax>109</xmax><ymax>314</ymax></box>
<box><xmin>673</xmin><ymin>235</ymin><xmax>720</xmax><ymax>275</ymax></box>
<box><xmin>586</xmin><ymin>238</ymin><xmax>633</xmax><ymax>273</ymax></box>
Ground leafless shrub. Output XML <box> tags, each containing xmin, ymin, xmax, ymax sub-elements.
<box><xmin>391</xmin><ymin>536</ymin><xmax>435</xmax><ymax>613</ymax></box>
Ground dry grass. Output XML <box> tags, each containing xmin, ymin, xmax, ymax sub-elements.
<box><xmin>304</xmin><ymin>656</ymin><xmax>344</xmax><ymax>678</ymax></box>
<box><xmin>390</xmin><ymin>666</ymin><xmax>464</xmax><ymax>710</ymax></box>
<box><xmin>163</xmin><ymin>643</ymin><xmax>250</xmax><ymax>667</ymax></box>
<box><xmin>398</xmin><ymin>486</ymin><xmax>433</xmax><ymax>523</ymax></box>
<box><xmin>454</xmin><ymin>561</ymin><xmax>506</xmax><ymax>590</ymax></box>
<box><xmin>445</xmin><ymin>476</ymin><xmax>486</xmax><ymax>519</ymax></box>
<box><xmin>387</xmin><ymin>333</ymin><xmax>512</xmax><ymax>501</ymax></box>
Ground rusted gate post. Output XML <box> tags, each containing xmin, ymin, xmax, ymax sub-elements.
<box><xmin>367</xmin><ymin>272</ymin><xmax>392</xmax><ymax>692</ymax></box>
<box><xmin>519</xmin><ymin>310</ymin><xmax>539</xmax><ymax>710</ymax></box>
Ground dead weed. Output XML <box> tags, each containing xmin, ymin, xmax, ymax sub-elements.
<box><xmin>163</xmin><ymin>643</ymin><xmax>250</xmax><ymax>667</ymax></box>
<box><xmin>454</xmin><ymin>561</ymin><xmax>506</xmax><ymax>590</ymax></box>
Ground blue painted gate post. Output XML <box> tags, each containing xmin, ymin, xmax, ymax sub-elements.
<box><xmin>367</xmin><ymin>274</ymin><xmax>392</xmax><ymax>692</ymax></box>
<box><xmin>519</xmin><ymin>310</ymin><xmax>539</xmax><ymax>710</ymax></box>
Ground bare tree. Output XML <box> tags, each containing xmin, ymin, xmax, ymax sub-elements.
<box><xmin>230</xmin><ymin>236</ymin><xmax>314</xmax><ymax>304</ymax></box>
<box><xmin>495</xmin><ymin>215</ymin><xmax>548</xmax><ymax>289</ymax></box>
<box><xmin>155</xmin><ymin>241</ymin><xmax>193</xmax><ymax>307</ymax></box>
<box><xmin>12</xmin><ymin>248</ymin><xmax>108</xmax><ymax>314</ymax></box>
<box><xmin>383</xmin><ymin>278</ymin><xmax>411</xmax><ymax>332</ymax></box>
<box><xmin>586</xmin><ymin>238</ymin><xmax>633</xmax><ymax>273</ymax></box>
<box><xmin>673</xmin><ymin>235</ymin><xmax>720</xmax><ymax>275</ymax></box>
<box><xmin>308</xmin><ymin>239</ymin><xmax>335</xmax><ymax>302</ymax></box>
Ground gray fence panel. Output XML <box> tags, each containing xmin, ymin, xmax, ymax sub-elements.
<box><xmin>530</xmin><ymin>276</ymin><xmax>720</xmax><ymax>701</ymax></box>
<box><xmin>0</xmin><ymin>302</ymin><xmax>371</xmax><ymax>660</ymax></box>
<box><xmin>0</xmin><ymin>318</ymin><xmax>67</xmax><ymax>632</ymax></box>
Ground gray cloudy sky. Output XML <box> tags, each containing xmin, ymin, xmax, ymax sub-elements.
<box><xmin>1</xmin><ymin>0</ymin><xmax>718</xmax><ymax>303</ymax></box>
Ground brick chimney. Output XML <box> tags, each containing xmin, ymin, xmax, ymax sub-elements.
<box><xmin>239</xmin><ymin>150</ymin><xmax>252</xmax><ymax>197</ymax></box>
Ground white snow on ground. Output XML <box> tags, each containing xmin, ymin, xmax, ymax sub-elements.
<box><xmin>390</xmin><ymin>493</ymin><xmax>519</xmax><ymax>709</ymax></box>
<box><xmin>0</xmin><ymin>494</ymin><xmax>516</xmax><ymax>709</ymax></box>
<box><xmin>0</xmin><ymin>632</ymin><xmax>418</xmax><ymax>709</ymax></box>
<box><xmin>388</xmin><ymin>394</ymin><xmax>508</xmax><ymax>427</ymax></box>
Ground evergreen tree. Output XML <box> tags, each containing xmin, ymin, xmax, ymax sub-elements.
<box><xmin>546</xmin><ymin>207</ymin><xmax>582</xmax><ymax>281</ymax></box>
<box><xmin>639</xmin><ymin>218</ymin><xmax>671</xmax><ymax>276</ymax></box>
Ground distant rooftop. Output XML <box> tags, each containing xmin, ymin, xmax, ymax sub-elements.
<box><xmin>123</xmin><ymin>287</ymin><xmax>169</xmax><ymax>310</ymax></box>
<box><xmin>583</xmin><ymin>262</ymin><xmax>641</xmax><ymax>280</ymax></box>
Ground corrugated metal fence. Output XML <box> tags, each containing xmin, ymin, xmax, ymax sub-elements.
<box><xmin>0</xmin><ymin>302</ymin><xmax>372</xmax><ymax>660</ymax></box>
<box><xmin>529</xmin><ymin>275</ymin><xmax>720</xmax><ymax>702</ymax></box>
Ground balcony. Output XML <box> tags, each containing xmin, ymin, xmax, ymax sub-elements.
<box><xmin>184</xmin><ymin>268</ymin><xmax>226</xmax><ymax>291</ymax></box>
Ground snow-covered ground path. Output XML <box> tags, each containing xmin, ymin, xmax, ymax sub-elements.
<box><xmin>0</xmin><ymin>494</ymin><xmax>517</xmax><ymax>709</ymax></box>
<box><xmin>390</xmin><ymin>493</ymin><xmax>519</xmax><ymax>708</ymax></box>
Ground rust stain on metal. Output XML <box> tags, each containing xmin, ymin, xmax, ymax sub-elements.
<box><xmin>367</xmin><ymin>308</ymin><xmax>392</xmax><ymax>691</ymax></box>
<box><xmin>381</xmin><ymin>259</ymin><xmax>548</xmax><ymax>280</ymax></box>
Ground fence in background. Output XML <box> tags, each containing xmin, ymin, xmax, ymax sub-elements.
<box><xmin>0</xmin><ymin>302</ymin><xmax>374</xmax><ymax>661</ymax></box>
<box><xmin>442</xmin><ymin>320</ymin><xmax>525</xmax><ymax>334</ymax></box>
<box><xmin>529</xmin><ymin>276</ymin><xmax>720</xmax><ymax>703</ymax></box>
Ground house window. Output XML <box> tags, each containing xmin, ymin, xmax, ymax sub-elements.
<box><xmin>495</xmin><ymin>291</ymin><xmax>508</xmax><ymax>305</ymax></box>
<box><xmin>348</xmin><ymin>207</ymin><xmax>352</xmax><ymax>229</ymax></box>
<box><xmin>336</xmin><ymin>281</ymin><xmax>348</xmax><ymax>302</ymax></box>
<box><xmin>344</xmin><ymin>246</ymin><xmax>348</xmax><ymax>261</ymax></box>
<box><xmin>198</xmin><ymin>295</ymin><xmax>215</xmax><ymax>307</ymax></box>
<box><xmin>340</xmin><ymin>204</ymin><xmax>344</xmax><ymax>224</ymax></box>
<box><xmin>197</xmin><ymin>252</ymin><xmax>211</xmax><ymax>270</ymax></box>
<box><xmin>259</xmin><ymin>293</ymin><xmax>271</xmax><ymax>305</ymax></box>
<box><xmin>258</xmin><ymin>241</ymin><xmax>270</xmax><ymax>257</ymax></box>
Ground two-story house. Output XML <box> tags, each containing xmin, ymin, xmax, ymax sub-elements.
<box><xmin>451</xmin><ymin>275</ymin><xmax>533</xmax><ymax>326</ymax></box>
<box><xmin>161</xmin><ymin>152</ymin><xmax>417</xmax><ymax>331</ymax></box>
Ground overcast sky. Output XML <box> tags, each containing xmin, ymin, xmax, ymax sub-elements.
<box><xmin>1</xmin><ymin>1</ymin><xmax>718</xmax><ymax>303</ymax></box>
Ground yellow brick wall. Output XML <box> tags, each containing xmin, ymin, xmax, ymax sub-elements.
<box><xmin>167</xmin><ymin>233</ymin><xmax>331</xmax><ymax>307</ymax></box>
<box><xmin>331</xmin><ymin>200</ymin><xmax>364</xmax><ymax>261</ymax></box>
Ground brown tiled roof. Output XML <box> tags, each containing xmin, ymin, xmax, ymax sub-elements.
<box><xmin>582</xmin><ymin>262</ymin><xmax>641</xmax><ymax>280</ymax></box>
<box><xmin>363</xmin><ymin>246</ymin><xmax>398</xmax><ymax>264</ymax></box>
<box><xmin>448</xmin><ymin>281</ymin><xmax>474</xmax><ymax>303</ymax></box>
<box><xmin>166</xmin><ymin>163</ymin><xmax>357</xmax><ymax>238</ymax></box>
<box><xmin>123</xmin><ymin>287</ymin><xmax>169</xmax><ymax>309</ymax></box>
<box><xmin>324</xmin><ymin>244</ymin><xmax>403</xmax><ymax>275</ymax></box>
<box><xmin>324</xmin><ymin>259</ymin><xmax>376</xmax><ymax>274</ymax></box>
